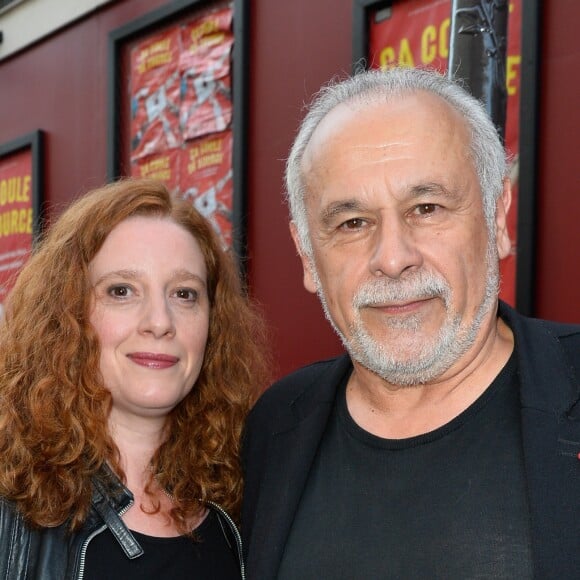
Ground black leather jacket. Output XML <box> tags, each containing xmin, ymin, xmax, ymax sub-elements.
<box><xmin>0</xmin><ymin>473</ymin><xmax>244</xmax><ymax>579</ymax></box>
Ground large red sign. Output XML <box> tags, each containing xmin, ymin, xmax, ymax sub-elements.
<box><xmin>0</xmin><ymin>148</ymin><xmax>34</xmax><ymax>312</ymax></box>
<box><xmin>368</xmin><ymin>0</ymin><xmax>522</xmax><ymax>306</ymax></box>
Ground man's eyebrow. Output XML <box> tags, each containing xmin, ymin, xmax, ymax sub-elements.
<box><xmin>409</xmin><ymin>182</ymin><xmax>456</xmax><ymax>198</ymax></box>
<box><xmin>317</xmin><ymin>184</ymin><xmax>459</xmax><ymax>226</ymax></box>
<box><xmin>319</xmin><ymin>199</ymin><xmax>368</xmax><ymax>226</ymax></box>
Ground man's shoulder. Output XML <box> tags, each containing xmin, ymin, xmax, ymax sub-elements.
<box><xmin>500</xmin><ymin>301</ymin><xmax>580</xmax><ymax>360</ymax></box>
<box><xmin>243</xmin><ymin>355</ymin><xmax>349</xmax><ymax>462</ymax></box>
<box><xmin>532</xmin><ymin>317</ymin><xmax>580</xmax><ymax>367</ymax></box>
<box><xmin>531</xmin><ymin>316</ymin><xmax>580</xmax><ymax>337</ymax></box>
<box><xmin>254</xmin><ymin>354</ymin><xmax>349</xmax><ymax>410</ymax></box>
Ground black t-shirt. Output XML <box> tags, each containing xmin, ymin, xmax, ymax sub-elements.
<box><xmin>278</xmin><ymin>354</ymin><xmax>534</xmax><ymax>579</ymax></box>
<box><xmin>84</xmin><ymin>508</ymin><xmax>239</xmax><ymax>579</ymax></box>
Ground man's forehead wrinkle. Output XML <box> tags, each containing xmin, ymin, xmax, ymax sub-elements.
<box><xmin>304</xmin><ymin>140</ymin><xmax>414</xmax><ymax>181</ymax></box>
<box><xmin>351</xmin><ymin>140</ymin><xmax>410</xmax><ymax>152</ymax></box>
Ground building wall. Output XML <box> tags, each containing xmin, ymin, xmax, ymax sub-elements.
<box><xmin>534</xmin><ymin>0</ymin><xmax>580</xmax><ymax>325</ymax></box>
<box><xmin>0</xmin><ymin>0</ymin><xmax>578</xmax><ymax>381</ymax></box>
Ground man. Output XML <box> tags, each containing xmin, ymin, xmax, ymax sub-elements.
<box><xmin>242</xmin><ymin>68</ymin><xmax>580</xmax><ymax>579</ymax></box>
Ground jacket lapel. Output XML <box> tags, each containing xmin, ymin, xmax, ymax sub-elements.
<box><xmin>502</xmin><ymin>303</ymin><xmax>580</xmax><ymax>577</ymax></box>
<box><xmin>247</xmin><ymin>356</ymin><xmax>351</xmax><ymax>579</ymax></box>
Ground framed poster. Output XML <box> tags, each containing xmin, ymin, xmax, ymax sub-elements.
<box><xmin>352</xmin><ymin>0</ymin><xmax>540</xmax><ymax>315</ymax></box>
<box><xmin>108</xmin><ymin>0</ymin><xmax>248</xmax><ymax>260</ymax></box>
<box><xmin>0</xmin><ymin>130</ymin><xmax>44</xmax><ymax>314</ymax></box>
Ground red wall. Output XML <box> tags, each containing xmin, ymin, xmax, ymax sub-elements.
<box><xmin>246</xmin><ymin>0</ymin><xmax>349</xmax><ymax>377</ymax></box>
<box><xmin>0</xmin><ymin>0</ymin><xmax>578</xmax><ymax>383</ymax></box>
<box><xmin>534</xmin><ymin>0</ymin><xmax>580</xmax><ymax>324</ymax></box>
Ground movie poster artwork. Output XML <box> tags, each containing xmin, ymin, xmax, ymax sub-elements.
<box><xmin>129</xmin><ymin>3</ymin><xmax>234</xmax><ymax>247</ymax></box>
<box><xmin>368</xmin><ymin>0</ymin><xmax>521</xmax><ymax>306</ymax></box>
<box><xmin>181</xmin><ymin>130</ymin><xmax>233</xmax><ymax>248</ymax></box>
<box><xmin>0</xmin><ymin>148</ymin><xmax>35</xmax><ymax>315</ymax></box>
<box><xmin>180</xmin><ymin>8</ymin><xmax>233</xmax><ymax>141</ymax></box>
<box><xmin>131</xmin><ymin>149</ymin><xmax>181</xmax><ymax>195</ymax></box>
<box><xmin>130</xmin><ymin>27</ymin><xmax>182</xmax><ymax>161</ymax></box>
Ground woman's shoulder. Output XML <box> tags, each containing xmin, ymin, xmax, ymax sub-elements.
<box><xmin>0</xmin><ymin>496</ymin><xmax>36</xmax><ymax>576</ymax></box>
<box><xmin>0</xmin><ymin>495</ymin><xmax>22</xmax><ymax>525</ymax></box>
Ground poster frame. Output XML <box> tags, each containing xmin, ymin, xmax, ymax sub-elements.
<box><xmin>0</xmin><ymin>130</ymin><xmax>44</xmax><ymax>243</ymax></box>
<box><xmin>351</xmin><ymin>0</ymin><xmax>540</xmax><ymax>316</ymax></box>
<box><xmin>107</xmin><ymin>0</ymin><xmax>249</xmax><ymax>262</ymax></box>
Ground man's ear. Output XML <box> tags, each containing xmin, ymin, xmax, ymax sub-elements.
<box><xmin>495</xmin><ymin>178</ymin><xmax>513</xmax><ymax>260</ymax></box>
<box><xmin>289</xmin><ymin>221</ymin><xmax>318</xmax><ymax>295</ymax></box>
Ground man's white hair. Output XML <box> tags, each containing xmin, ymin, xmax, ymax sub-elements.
<box><xmin>285</xmin><ymin>67</ymin><xmax>508</xmax><ymax>257</ymax></box>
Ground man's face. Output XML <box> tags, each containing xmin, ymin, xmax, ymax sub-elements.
<box><xmin>292</xmin><ymin>92</ymin><xmax>511</xmax><ymax>385</ymax></box>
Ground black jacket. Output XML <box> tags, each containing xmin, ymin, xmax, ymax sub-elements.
<box><xmin>242</xmin><ymin>302</ymin><xmax>580</xmax><ymax>579</ymax></box>
<box><xmin>0</xmin><ymin>470</ymin><xmax>244</xmax><ymax>579</ymax></box>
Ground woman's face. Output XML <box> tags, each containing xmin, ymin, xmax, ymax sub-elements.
<box><xmin>89</xmin><ymin>215</ymin><xmax>210</xmax><ymax>424</ymax></box>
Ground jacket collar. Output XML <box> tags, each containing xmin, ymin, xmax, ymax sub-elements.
<box><xmin>88</xmin><ymin>466</ymin><xmax>143</xmax><ymax>559</ymax></box>
<box><xmin>499</xmin><ymin>301</ymin><xmax>580</xmax><ymax>577</ymax></box>
<box><xmin>499</xmin><ymin>300</ymin><xmax>580</xmax><ymax>416</ymax></box>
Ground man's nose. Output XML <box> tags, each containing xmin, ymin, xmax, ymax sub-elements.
<box><xmin>368</xmin><ymin>216</ymin><xmax>423</xmax><ymax>279</ymax></box>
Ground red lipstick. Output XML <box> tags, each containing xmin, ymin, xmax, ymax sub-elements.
<box><xmin>127</xmin><ymin>352</ymin><xmax>179</xmax><ymax>369</ymax></box>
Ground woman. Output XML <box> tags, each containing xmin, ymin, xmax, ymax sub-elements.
<box><xmin>0</xmin><ymin>178</ymin><xmax>269</xmax><ymax>579</ymax></box>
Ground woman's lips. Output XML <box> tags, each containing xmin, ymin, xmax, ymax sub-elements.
<box><xmin>127</xmin><ymin>352</ymin><xmax>179</xmax><ymax>369</ymax></box>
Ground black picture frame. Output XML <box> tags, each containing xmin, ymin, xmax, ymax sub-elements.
<box><xmin>107</xmin><ymin>0</ymin><xmax>249</xmax><ymax>263</ymax></box>
<box><xmin>352</xmin><ymin>0</ymin><xmax>540</xmax><ymax>316</ymax></box>
<box><xmin>0</xmin><ymin>130</ymin><xmax>44</xmax><ymax>243</ymax></box>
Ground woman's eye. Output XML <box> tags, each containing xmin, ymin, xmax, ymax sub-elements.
<box><xmin>107</xmin><ymin>285</ymin><xmax>132</xmax><ymax>298</ymax></box>
<box><xmin>175</xmin><ymin>288</ymin><xmax>198</xmax><ymax>302</ymax></box>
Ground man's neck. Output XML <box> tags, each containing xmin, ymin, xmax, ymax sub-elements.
<box><xmin>345</xmin><ymin>317</ymin><xmax>514</xmax><ymax>439</ymax></box>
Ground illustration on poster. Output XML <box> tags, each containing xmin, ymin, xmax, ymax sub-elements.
<box><xmin>132</xmin><ymin>70</ymin><xmax>181</xmax><ymax>155</ymax></box>
<box><xmin>184</xmin><ymin>169</ymin><xmax>232</xmax><ymax>241</ymax></box>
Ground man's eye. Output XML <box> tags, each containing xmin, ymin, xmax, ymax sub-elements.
<box><xmin>340</xmin><ymin>218</ymin><xmax>366</xmax><ymax>230</ymax></box>
<box><xmin>108</xmin><ymin>285</ymin><xmax>132</xmax><ymax>298</ymax></box>
<box><xmin>415</xmin><ymin>204</ymin><xmax>438</xmax><ymax>215</ymax></box>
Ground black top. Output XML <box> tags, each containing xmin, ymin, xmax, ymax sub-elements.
<box><xmin>84</xmin><ymin>508</ymin><xmax>239</xmax><ymax>579</ymax></box>
<box><xmin>278</xmin><ymin>353</ymin><xmax>534</xmax><ymax>579</ymax></box>
<box><xmin>242</xmin><ymin>303</ymin><xmax>580</xmax><ymax>580</ymax></box>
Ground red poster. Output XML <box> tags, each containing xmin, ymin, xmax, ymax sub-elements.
<box><xmin>131</xmin><ymin>149</ymin><xmax>181</xmax><ymax>195</ymax></box>
<box><xmin>180</xmin><ymin>130</ymin><xmax>233</xmax><ymax>247</ymax></box>
<box><xmin>501</xmin><ymin>0</ymin><xmax>522</xmax><ymax>307</ymax></box>
<box><xmin>0</xmin><ymin>149</ymin><xmax>34</xmax><ymax>311</ymax></box>
<box><xmin>130</xmin><ymin>28</ymin><xmax>182</xmax><ymax>161</ymax></box>
<box><xmin>368</xmin><ymin>0</ymin><xmax>521</xmax><ymax>306</ymax></box>
<box><xmin>126</xmin><ymin>5</ymin><xmax>236</xmax><ymax>249</ymax></box>
<box><xmin>369</xmin><ymin>0</ymin><xmax>451</xmax><ymax>71</ymax></box>
<box><xmin>180</xmin><ymin>7</ymin><xmax>233</xmax><ymax>140</ymax></box>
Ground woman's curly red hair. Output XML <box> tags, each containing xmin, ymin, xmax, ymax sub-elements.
<box><xmin>0</xmin><ymin>178</ymin><xmax>269</xmax><ymax>531</ymax></box>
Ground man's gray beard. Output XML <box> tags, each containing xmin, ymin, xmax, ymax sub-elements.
<box><xmin>312</xmin><ymin>242</ymin><xmax>500</xmax><ymax>386</ymax></box>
